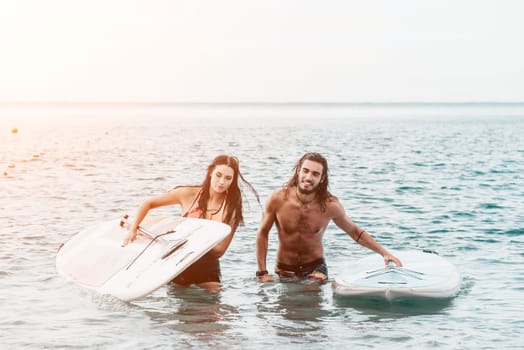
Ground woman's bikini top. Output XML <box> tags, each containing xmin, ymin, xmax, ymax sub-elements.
<box><xmin>183</xmin><ymin>189</ymin><xmax>226</xmax><ymax>220</ymax></box>
<box><xmin>183</xmin><ymin>190</ymin><xmax>204</xmax><ymax>218</ymax></box>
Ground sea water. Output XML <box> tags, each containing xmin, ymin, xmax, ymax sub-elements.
<box><xmin>1</xmin><ymin>103</ymin><xmax>523</xmax><ymax>349</ymax></box>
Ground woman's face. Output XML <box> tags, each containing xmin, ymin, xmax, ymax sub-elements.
<box><xmin>210</xmin><ymin>164</ymin><xmax>235</xmax><ymax>194</ymax></box>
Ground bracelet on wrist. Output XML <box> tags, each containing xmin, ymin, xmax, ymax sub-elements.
<box><xmin>256</xmin><ymin>270</ymin><xmax>268</xmax><ymax>277</ymax></box>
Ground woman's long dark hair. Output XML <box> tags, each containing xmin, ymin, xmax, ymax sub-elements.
<box><xmin>286</xmin><ymin>152</ymin><xmax>335</xmax><ymax>211</ymax></box>
<box><xmin>197</xmin><ymin>155</ymin><xmax>259</xmax><ymax>230</ymax></box>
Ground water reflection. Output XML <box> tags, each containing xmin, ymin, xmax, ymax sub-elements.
<box><xmin>139</xmin><ymin>285</ymin><xmax>238</xmax><ymax>337</ymax></box>
<box><xmin>256</xmin><ymin>283</ymin><xmax>333</xmax><ymax>341</ymax></box>
<box><xmin>333</xmin><ymin>294</ymin><xmax>456</xmax><ymax>318</ymax></box>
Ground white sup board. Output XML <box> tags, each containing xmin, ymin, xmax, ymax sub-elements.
<box><xmin>332</xmin><ymin>250</ymin><xmax>461</xmax><ymax>301</ymax></box>
<box><xmin>56</xmin><ymin>216</ymin><xmax>230</xmax><ymax>301</ymax></box>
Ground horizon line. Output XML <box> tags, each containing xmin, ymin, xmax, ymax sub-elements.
<box><xmin>1</xmin><ymin>101</ymin><xmax>524</xmax><ymax>107</ymax></box>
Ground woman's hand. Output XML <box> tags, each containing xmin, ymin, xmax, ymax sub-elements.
<box><xmin>122</xmin><ymin>227</ymin><xmax>138</xmax><ymax>247</ymax></box>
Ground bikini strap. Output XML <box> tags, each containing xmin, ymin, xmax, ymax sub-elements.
<box><xmin>182</xmin><ymin>188</ymin><xmax>203</xmax><ymax>218</ymax></box>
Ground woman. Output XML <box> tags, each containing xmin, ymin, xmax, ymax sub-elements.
<box><xmin>123</xmin><ymin>155</ymin><xmax>259</xmax><ymax>292</ymax></box>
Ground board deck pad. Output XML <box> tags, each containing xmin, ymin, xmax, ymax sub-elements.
<box><xmin>56</xmin><ymin>216</ymin><xmax>230</xmax><ymax>301</ymax></box>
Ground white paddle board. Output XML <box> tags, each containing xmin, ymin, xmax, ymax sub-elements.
<box><xmin>56</xmin><ymin>215</ymin><xmax>231</xmax><ymax>301</ymax></box>
<box><xmin>332</xmin><ymin>250</ymin><xmax>461</xmax><ymax>301</ymax></box>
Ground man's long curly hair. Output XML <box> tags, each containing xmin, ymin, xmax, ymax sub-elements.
<box><xmin>285</xmin><ymin>152</ymin><xmax>335</xmax><ymax>212</ymax></box>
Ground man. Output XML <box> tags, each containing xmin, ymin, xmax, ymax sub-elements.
<box><xmin>256</xmin><ymin>152</ymin><xmax>402</xmax><ymax>285</ymax></box>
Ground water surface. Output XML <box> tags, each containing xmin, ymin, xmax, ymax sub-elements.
<box><xmin>1</xmin><ymin>103</ymin><xmax>523</xmax><ymax>349</ymax></box>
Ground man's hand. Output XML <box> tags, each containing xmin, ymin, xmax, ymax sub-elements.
<box><xmin>257</xmin><ymin>273</ymin><xmax>274</xmax><ymax>283</ymax></box>
<box><xmin>384</xmin><ymin>253</ymin><xmax>402</xmax><ymax>267</ymax></box>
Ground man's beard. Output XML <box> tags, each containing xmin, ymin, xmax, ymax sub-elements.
<box><xmin>297</xmin><ymin>182</ymin><xmax>319</xmax><ymax>195</ymax></box>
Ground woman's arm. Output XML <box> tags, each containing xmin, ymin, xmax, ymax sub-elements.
<box><xmin>122</xmin><ymin>188</ymin><xmax>186</xmax><ymax>245</ymax></box>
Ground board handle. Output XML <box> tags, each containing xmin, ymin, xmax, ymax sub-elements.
<box><xmin>120</xmin><ymin>214</ymin><xmax>168</xmax><ymax>243</ymax></box>
<box><xmin>161</xmin><ymin>239</ymin><xmax>188</xmax><ymax>259</ymax></box>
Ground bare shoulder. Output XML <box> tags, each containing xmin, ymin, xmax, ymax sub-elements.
<box><xmin>325</xmin><ymin>195</ymin><xmax>345</xmax><ymax>218</ymax></box>
<box><xmin>264</xmin><ymin>187</ymin><xmax>287</xmax><ymax>210</ymax></box>
<box><xmin>270</xmin><ymin>188</ymin><xmax>288</xmax><ymax>201</ymax></box>
<box><xmin>168</xmin><ymin>186</ymin><xmax>200</xmax><ymax>202</ymax></box>
<box><xmin>171</xmin><ymin>185</ymin><xmax>200</xmax><ymax>195</ymax></box>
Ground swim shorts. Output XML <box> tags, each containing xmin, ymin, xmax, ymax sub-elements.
<box><xmin>275</xmin><ymin>257</ymin><xmax>328</xmax><ymax>285</ymax></box>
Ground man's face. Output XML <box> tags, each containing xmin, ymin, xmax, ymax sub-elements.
<box><xmin>297</xmin><ymin>159</ymin><xmax>324</xmax><ymax>195</ymax></box>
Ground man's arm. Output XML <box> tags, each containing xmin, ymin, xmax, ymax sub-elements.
<box><xmin>331</xmin><ymin>200</ymin><xmax>402</xmax><ymax>266</ymax></box>
<box><xmin>256</xmin><ymin>192</ymin><xmax>279</xmax><ymax>282</ymax></box>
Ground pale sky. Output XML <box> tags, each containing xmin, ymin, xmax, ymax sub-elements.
<box><xmin>1</xmin><ymin>0</ymin><xmax>523</xmax><ymax>103</ymax></box>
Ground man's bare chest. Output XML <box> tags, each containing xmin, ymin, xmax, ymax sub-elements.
<box><xmin>276</xmin><ymin>205</ymin><xmax>330</xmax><ymax>234</ymax></box>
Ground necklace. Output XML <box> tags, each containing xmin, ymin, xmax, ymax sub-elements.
<box><xmin>207</xmin><ymin>194</ymin><xmax>226</xmax><ymax>214</ymax></box>
<box><xmin>295</xmin><ymin>188</ymin><xmax>314</xmax><ymax>208</ymax></box>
